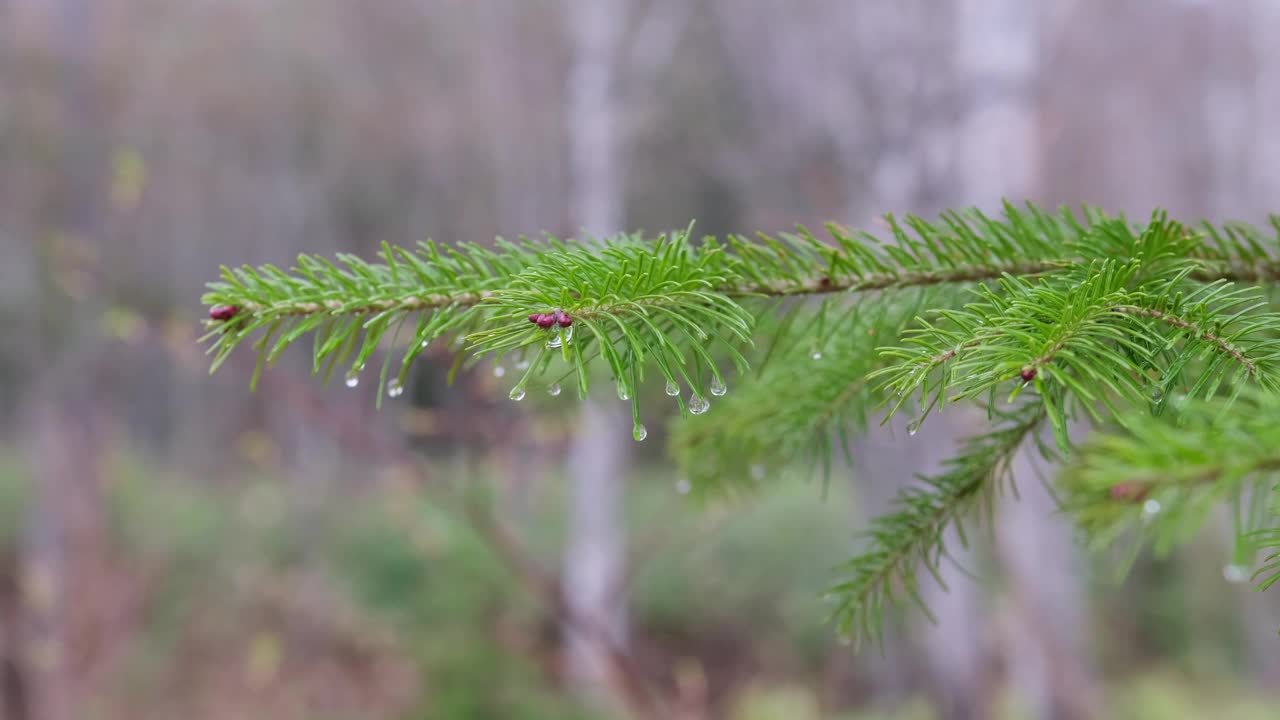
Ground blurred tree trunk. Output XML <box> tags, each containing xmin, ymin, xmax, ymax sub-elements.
<box><xmin>957</xmin><ymin>1</ymin><xmax>1099</xmax><ymax>717</ymax></box>
<box><xmin>17</xmin><ymin>3</ymin><xmax>104</xmax><ymax>718</ymax></box>
<box><xmin>1237</xmin><ymin>0</ymin><xmax>1280</xmax><ymax>686</ymax></box>
<box><xmin>562</xmin><ymin>1</ymin><xmax>689</xmax><ymax>714</ymax></box>
<box><xmin>562</xmin><ymin>0</ymin><xmax>633</xmax><ymax>713</ymax></box>
<box><xmin>997</xmin><ymin>424</ymin><xmax>1101</xmax><ymax>720</ymax></box>
<box><xmin>851</xmin><ymin>411</ymin><xmax>994</xmax><ymax>718</ymax></box>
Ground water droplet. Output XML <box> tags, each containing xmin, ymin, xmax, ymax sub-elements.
<box><xmin>675</xmin><ymin>478</ymin><xmax>691</xmax><ymax>495</ymax></box>
<box><xmin>386</xmin><ymin>378</ymin><xmax>404</xmax><ymax>398</ymax></box>
<box><xmin>546</xmin><ymin>383</ymin><xmax>561</xmax><ymax>397</ymax></box>
<box><xmin>493</xmin><ymin>365</ymin><xmax>506</xmax><ymax>378</ymax></box>
<box><xmin>710</xmin><ymin>377</ymin><xmax>727</xmax><ymax>396</ymax></box>
<box><xmin>665</xmin><ymin>380</ymin><xmax>680</xmax><ymax>397</ymax></box>
<box><xmin>750</xmin><ymin>464</ymin><xmax>765</xmax><ymax>481</ymax></box>
<box><xmin>617</xmin><ymin>382</ymin><xmax>630</xmax><ymax>401</ymax></box>
<box><xmin>633</xmin><ymin>423</ymin><xmax>648</xmax><ymax>442</ymax></box>
<box><xmin>811</xmin><ymin>350</ymin><xmax>823</xmax><ymax>360</ymax></box>
<box><xmin>344</xmin><ymin>370</ymin><xmax>360</xmax><ymax>388</ymax></box>
<box><xmin>516</xmin><ymin>359</ymin><xmax>530</xmax><ymax>370</ymax></box>
<box><xmin>547</xmin><ymin>326</ymin><xmax>574</xmax><ymax>349</ymax></box>
<box><xmin>420</xmin><ymin>340</ymin><xmax>429</xmax><ymax>349</ymax></box>
<box><xmin>1141</xmin><ymin>499</ymin><xmax>1162</xmax><ymax>521</ymax></box>
<box><xmin>1151</xmin><ymin>386</ymin><xmax>1164</xmax><ymax>402</ymax></box>
<box><xmin>907</xmin><ymin>418</ymin><xmax>921</xmax><ymax>436</ymax></box>
<box><xmin>688</xmin><ymin>394</ymin><xmax>710</xmax><ymax>415</ymax></box>
<box><xmin>1223</xmin><ymin>564</ymin><xmax>1249</xmax><ymax>584</ymax></box>
<box><xmin>509</xmin><ymin>386</ymin><xmax>526</xmax><ymax>402</ymax></box>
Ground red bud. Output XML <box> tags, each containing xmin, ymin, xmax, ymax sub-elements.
<box><xmin>535</xmin><ymin>313</ymin><xmax>555</xmax><ymax>329</ymax></box>
<box><xmin>1109</xmin><ymin>482</ymin><xmax>1151</xmax><ymax>503</ymax></box>
<box><xmin>1020</xmin><ymin>367</ymin><xmax>1037</xmax><ymax>382</ymax></box>
<box><xmin>528</xmin><ymin>313</ymin><xmax>541</xmax><ymax>324</ymax></box>
<box><xmin>556</xmin><ymin>310</ymin><xmax>573</xmax><ymax>327</ymax></box>
<box><xmin>209</xmin><ymin>305</ymin><xmax>239</xmax><ymax>321</ymax></box>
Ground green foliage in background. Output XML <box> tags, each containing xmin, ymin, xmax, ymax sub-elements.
<box><xmin>202</xmin><ymin>202</ymin><xmax>1280</xmax><ymax>646</ymax></box>
<box><xmin>0</xmin><ymin>452</ymin><xmax>1276</xmax><ymax>718</ymax></box>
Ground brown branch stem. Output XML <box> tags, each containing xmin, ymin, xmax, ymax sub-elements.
<box><xmin>1110</xmin><ymin>305</ymin><xmax>1257</xmax><ymax>375</ymax></box>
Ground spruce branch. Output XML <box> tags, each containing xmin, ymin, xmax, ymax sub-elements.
<box><xmin>1058</xmin><ymin>388</ymin><xmax>1280</xmax><ymax>589</ymax></box>
<box><xmin>199</xmin><ymin>202</ymin><xmax>1280</xmax><ymax>644</ymax></box>
<box><xmin>873</xmin><ymin>218</ymin><xmax>1280</xmax><ymax>450</ymax></box>
<box><xmin>827</xmin><ymin>402</ymin><xmax>1047</xmax><ymax>648</ymax></box>
<box><xmin>669</xmin><ymin>290</ymin><xmax>947</xmax><ymax>496</ymax></box>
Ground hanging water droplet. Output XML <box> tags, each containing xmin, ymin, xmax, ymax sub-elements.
<box><xmin>665</xmin><ymin>380</ymin><xmax>680</xmax><ymax>397</ymax></box>
<box><xmin>710</xmin><ymin>377</ymin><xmax>727</xmax><ymax>397</ymax></box>
<box><xmin>516</xmin><ymin>359</ymin><xmax>530</xmax><ymax>370</ymax></box>
<box><xmin>811</xmin><ymin>350</ymin><xmax>823</xmax><ymax>360</ymax></box>
<box><xmin>546</xmin><ymin>333</ymin><xmax>562</xmax><ymax>349</ymax></box>
<box><xmin>509</xmin><ymin>386</ymin><xmax>526</xmax><ymax>402</ymax></box>
<box><xmin>907</xmin><ymin>418</ymin><xmax>921</xmax><ymax>436</ymax></box>
<box><xmin>1223</xmin><ymin>564</ymin><xmax>1249</xmax><ymax>584</ymax></box>
<box><xmin>1151</xmin><ymin>386</ymin><xmax>1164</xmax><ymax>402</ymax></box>
<box><xmin>493</xmin><ymin>365</ymin><xmax>506</xmax><ymax>378</ymax></box>
<box><xmin>386</xmin><ymin>378</ymin><xmax>404</xmax><ymax>398</ymax></box>
<box><xmin>617</xmin><ymin>382</ymin><xmax>630</xmax><ymax>401</ymax></box>
<box><xmin>750</xmin><ymin>464</ymin><xmax>765</xmax><ymax>481</ymax></box>
<box><xmin>344</xmin><ymin>370</ymin><xmax>360</xmax><ymax>388</ymax></box>
<box><xmin>675</xmin><ymin>478</ymin><xmax>692</xmax><ymax>495</ymax></box>
<box><xmin>563</xmin><ymin>325</ymin><xmax>574</xmax><ymax>344</ymax></box>
<box><xmin>1141</xmin><ymin>499</ymin><xmax>1162</xmax><ymax>521</ymax></box>
<box><xmin>546</xmin><ymin>383</ymin><xmax>561</xmax><ymax>397</ymax></box>
<box><xmin>633</xmin><ymin>423</ymin><xmax>648</xmax><ymax>442</ymax></box>
<box><xmin>420</xmin><ymin>340</ymin><xmax>430</xmax><ymax>349</ymax></box>
<box><xmin>688</xmin><ymin>394</ymin><xmax>710</xmax><ymax>415</ymax></box>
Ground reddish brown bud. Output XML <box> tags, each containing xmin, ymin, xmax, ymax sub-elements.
<box><xmin>209</xmin><ymin>305</ymin><xmax>239</xmax><ymax>321</ymax></box>
<box><xmin>1020</xmin><ymin>367</ymin><xmax>1037</xmax><ymax>382</ymax></box>
<box><xmin>556</xmin><ymin>310</ymin><xmax>573</xmax><ymax>327</ymax></box>
<box><xmin>1109</xmin><ymin>481</ymin><xmax>1151</xmax><ymax>503</ymax></box>
<box><xmin>528</xmin><ymin>313</ymin><xmax>541</xmax><ymax>324</ymax></box>
<box><xmin>535</xmin><ymin>313</ymin><xmax>555</xmax><ymax>329</ymax></box>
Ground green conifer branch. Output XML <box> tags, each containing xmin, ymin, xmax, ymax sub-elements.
<box><xmin>1058</xmin><ymin>387</ymin><xmax>1280</xmax><ymax>586</ymax></box>
<box><xmin>827</xmin><ymin>402</ymin><xmax>1047</xmax><ymax>649</ymax></box>
<box><xmin>200</xmin><ymin>202</ymin><xmax>1280</xmax><ymax>647</ymax></box>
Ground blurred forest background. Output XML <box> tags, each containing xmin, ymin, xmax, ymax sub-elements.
<box><xmin>2</xmin><ymin>1</ymin><xmax>1280</xmax><ymax>718</ymax></box>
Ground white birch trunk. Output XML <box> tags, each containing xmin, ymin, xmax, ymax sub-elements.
<box><xmin>563</xmin><ymin>0</ymin><xmax>632</xmax><ymax>710</ymax></box>
<box><xmin>1238</xmin><ymin>0</ymin><xmax>1280</xmax><ymax>686</ymax></box>
<box><xmin>957</xmin><ymin>1</ymin><xmax>1099</xmax><ymax>716</ymax></box>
